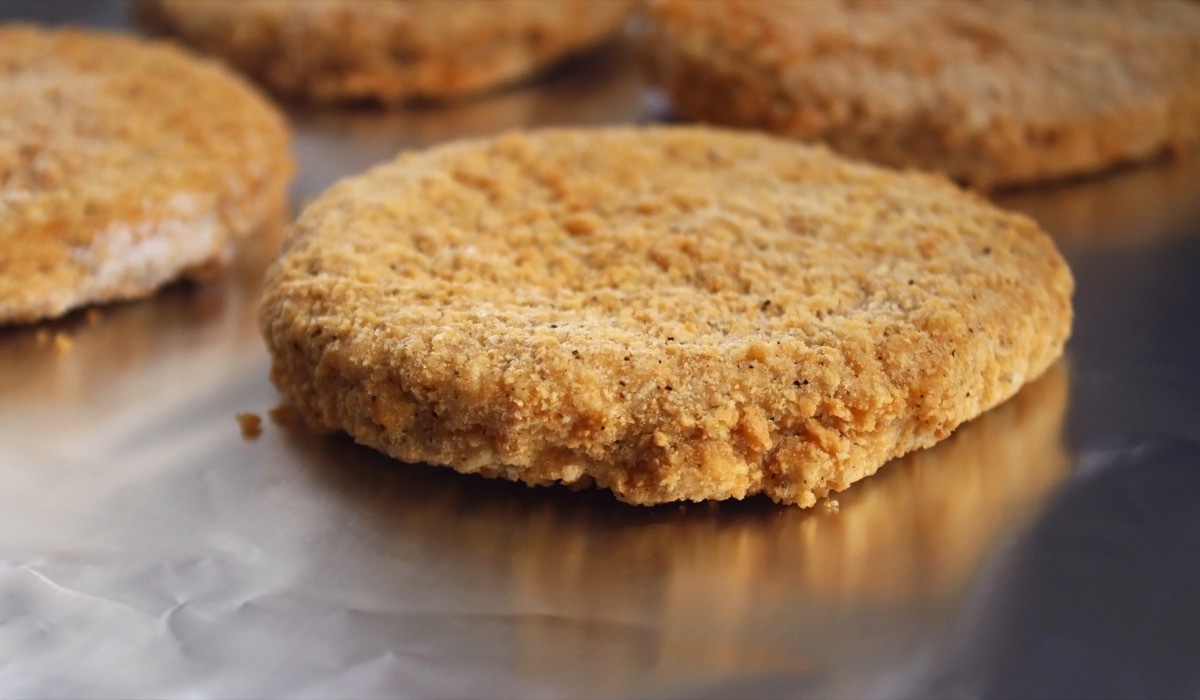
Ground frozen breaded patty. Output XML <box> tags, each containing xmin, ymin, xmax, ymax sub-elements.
<box><xmin>259</xmin><ymin>127</ymin><xmax>1073</xmax><ymax>507</ymax></box>
<box><xmin>0</xmin><ymin>24</ymin><xmax>292</xmax><ymax>325</ymax></box>
<box><xmin>136</xmin><ymin>0</ymin><xmax>634</xmax><ymax>104</ymax></box>
<box><xmin>641</xmin><ymin>0</ymin><xmax>1200</xmax><ymax>189</ymax></box>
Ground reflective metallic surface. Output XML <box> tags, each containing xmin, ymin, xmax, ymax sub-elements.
<box><xmin>3</xmin><ymin>3</ymin><xmax>1200</xmax><ymax>698</ymax></box>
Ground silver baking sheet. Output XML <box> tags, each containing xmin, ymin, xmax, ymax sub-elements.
<box><xmin>3</xmin><ymin>2</ymin><xmax>1200</xmax><ymax>698</ymax></box>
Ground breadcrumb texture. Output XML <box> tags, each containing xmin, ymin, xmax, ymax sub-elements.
<box><xmin>260</xmin><ymin>127</ymin><xmax>1074</xmax><ymax>507</ymax></box>
<box><xmin>0</xmin><ymin>24</ymin><xmax>293</xmax><ymax>325</ymax></box>
<box><xmin>136</xmin><ymin>0</ymin><xmax>634</xmax><ymax>104</ymax></box>
<box><xmin>642</xmin><ymin>0</ymin><xmax>1200</xmax><ymax>189</ymax></box>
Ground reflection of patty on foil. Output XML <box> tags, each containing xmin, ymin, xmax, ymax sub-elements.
<box><xmin>291</xmin><ymin>361</ymin><xmax>1068</xmax><ymax>682</ymax></box>
<box><xmin>998</xmin><ymin>150</ymin><xmax>1200</xmax><ymax>252</ymax></box>
<box><xmin>0</xmin><ymin>219</ymin><xmax>280</xmax><ymax>404</ymax></box>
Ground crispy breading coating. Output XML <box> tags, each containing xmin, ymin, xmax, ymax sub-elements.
<box><xmin>261</xmin><ymin>127</ymin><xmax>1073</xmax><ymax>506</ymax></box>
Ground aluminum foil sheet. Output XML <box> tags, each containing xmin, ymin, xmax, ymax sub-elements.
<box><xmin>3</xmin><ymin>2</ymin><xmax>1200</xmax><ymax>698</ymax></box>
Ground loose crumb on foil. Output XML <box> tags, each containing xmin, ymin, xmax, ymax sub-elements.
<box><xmin>268</xmin><ymin>403</ymin><xmax>299</xmax><ymax>426</ymax></box>
<box><xmin>236</xmin><ymin>412</ymin><xmax>263</xmax><ymax>439</ymax></box>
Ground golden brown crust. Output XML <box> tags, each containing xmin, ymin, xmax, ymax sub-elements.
<box><xmin>0</xmin><ymin>24</ymin><xmax>293</xmax><ymax>325</ymax></box>
<box><xmin>641</xmin><ymin>0</ymin><xmax>1200</xmax><ymax>189</ymax></box>
<box><xmin>260</xmin><ymin>126</ymin><xmax>1073</xmax><ymax>506</ymax></box>
<box><xmin>136</xmin><ymin>0</ymin><xmax>634</xmax><ymax>104</ymax></box>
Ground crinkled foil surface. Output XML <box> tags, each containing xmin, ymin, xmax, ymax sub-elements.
<box><xmin>2</xmin><ymin>2</ymin><xmax>1200</xmax><ymax>698</ymax></box>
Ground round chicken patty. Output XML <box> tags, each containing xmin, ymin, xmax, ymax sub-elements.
<box><xmin>642</xmin><ymin>0</ymin><xmax>1200</xmax><ymax>189</ymax></box>
<box><xmin>0</xmin><ymin>24</ymin><xmax>292</xmax><ymax>325</ymax></box>
<box><xmin>260</xmin><ymin>127</ymin><xmax>1073</xmax><ymax>506</ymax></box>
<box><xmin>137</xmin><ymin>0</ymin><xmax>634</xmax><ymax>104</ymax></box>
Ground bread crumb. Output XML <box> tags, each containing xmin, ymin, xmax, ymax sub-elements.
<box><xmin>823</xmin><ymin>498</ymin><xmax>840</xmax><ymax>513</ymax></box>
<box><xmin>53</xmin><ymin>332</ymin><xmax>73</xmax><ymax>355</ymax></box>
<box><xmin>236</xmin><ymin>412</ymin><xmax>263</xmax><ymax>439</ymax></box>
<box><xmin>268</xmin><ymin>403</ymin><xmax>298</xmax><ymax>426</ymax></box>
